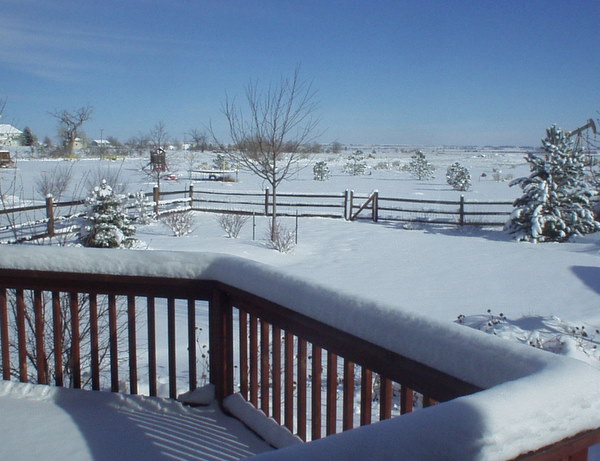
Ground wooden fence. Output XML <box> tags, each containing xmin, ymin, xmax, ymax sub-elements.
<box><xmin>0</xmin><ymin>249</ymin><xmax>598</xmax><ymax>459</ymax></box>
<box><xmin>0</xmin><ymin>186</ymin><xmax>513</xmax><ymax>243</ymax></box>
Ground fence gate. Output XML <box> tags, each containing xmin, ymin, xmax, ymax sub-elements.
<box><xmin>348</xmin><ymin>191</ymin><xmax>378</xmax><ymax>222</ymax></box>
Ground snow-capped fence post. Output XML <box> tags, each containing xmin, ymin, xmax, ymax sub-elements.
<box><xmin>45</xmin><ymin>195</ymin><xmax>55</xmax><ymax>237</ymax></box>
<box><xmin>188</xmin><ymin>184</ymin><xmax>194</xmax><ymax>209</ymax></box>
<box><xmin>209</xmin><ymin>287</ymin><xmax>234</xmax><ymax>402</ymax></box>
<box><xmin>459</xmin><ymin>195</ymin><xmax>465</xmax><ymax>226</ymax></box>
<box><xmin>264</xmin><ymin>188</ymin><xmax>270</xmax><ymax>216</ymax></box>
<box><xmin>153</xmin><ymin>186</ymin><xmax>160</xmax><ymax>215</ymax></box>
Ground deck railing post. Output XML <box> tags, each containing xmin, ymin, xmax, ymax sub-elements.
<box><xmin>209</xmin><ymin>287</ymin><xmax>234</xmax><ymax>402</ymax></box>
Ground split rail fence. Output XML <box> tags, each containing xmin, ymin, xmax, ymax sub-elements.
<box><xmin>0</xmin><ymin>186</ymin><xmax>513</xmax><ymax>243</ymax></box>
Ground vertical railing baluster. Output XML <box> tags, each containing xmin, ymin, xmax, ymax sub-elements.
<box><xmin>89</xmin><ymin>294</ymin><xmax>100</xmax><ymax>391</ymax></box>
<box><xmin>360</xmin><ymin>367</ymin><xmax>372</xmax><ymax>426</ymax></box>
<box><xmin>249</xmin><ymin>314</ymin><xmax>258</xmax><ymax>407</ymax></box>
<box><xmin>147</xmin><ymin>297</ymin><xmax>157</xmax><ymax>396</ymax></box>
<box><xmin>379</xmin><ymin>377</ymin><xmax>392</xmax><ymax>420</ymax></box>
<box><xmin>238</xmin><ymin>310</ymin><xmax>248</xmax><ymax>399</ymax></box>
<box><xmin>34</xmin><ymin>290</ymin><xmax>46</xmax><ymax>385</ymax></box>
<box><xmin>127</xmin><ymin>295</ymin><xmax>137</xmax><ymax>394</ymax></box>
<box><xmin>343</xmin><ymin>359</ymin><xmax>354</xmax><ymax>431</ymax></box>
<box><xmin>209</xmin><ymin>288</ymin><xmax>233</xmax><ymax>402</ymax></box>
<box><xmin>272</xmin><ymin>326</ymin><xmax>281</xmax><ymax>424</ymax></box>
<box><xmin>108</xmin><ymin>294</ymin><xmax>118</xmax><ymax>392</ymax></box>
<box><xmin>260</xmin><ymin>320</ymin><xmax>270</xmax><ymax>416</ymax></box>
<box><xmin>168</xmin><ymin>297</ymin><xmax>176</xmax><ymax>399</ymax></box>
<box><xmin>52</xmin><ymin>292</ymin><xmax>63</xmax><ymax>387</ymax></box>
<box><xmin>311</xmin><ymin>344</ymin><xmax>322</xmax><ymax>440</ymax></box>
<box><xmin>0</xmin><ymin>288</ymin><xmax>9</xmax><ymax>381</ymax></box>
<box><xmin>297</xmin><ymin>338</ymin><xmax>307</xmax><ymax>441</ymax></box>
<box><xmin>187</xmin><ymin>298</ymin><xmax>197</xmax><ymax>392</ymax></box>
<box><xmin>284</xmin><ymin>331</ymin><xmax>294</xmax><ymax>432</ymax></box>
<box><xmin>401</xmin><ymin>386</ymin><xmax>413</xmax><ymax>414</ymax></box>
<box><xmin>16</xmin><ymin>289</ymin><xmax>27</xmax><ymax>382</ymax></box>
<box><xmin>423</xmin><ymin>395</ymin><xmax>435</xmax><ymax>407</ymax></box>
<box><xmin>326</xmin><ymin>351</ymin><xmax>337</xmax><ymax>435</ymax></box>
<box><xmin>70</xmin><ymin>293</ymin><xmax>81</xmax><ymax>389</ymax></box>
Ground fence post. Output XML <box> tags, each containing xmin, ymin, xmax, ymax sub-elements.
<box><xmin>349</xmin><ymin>190</ymin><xmax>354</xmax><ymax>220</ymax></box>
<box><xmin>153</xmin><ymin>186</ymin><xmax>160</xmax><ymax>216</ymax></box>
<box><xmin>209</xmin><ymin>287</ymin><xmax>234</xmax><ymax>402</ymax></box>
<box><xmin>344</xmin><ymin>190</ymin><xmax>349</xmax><ymax>220</ymax></box>
<box><xmin>264</xmin><ymin>188</ymin><xmax>270</xmax><ymax>216</ymax></box>
<box><xmin>188</xmin><ymin>184</ymin><xmax>194</xmax><ymax>210</ymax></box>
<box><xmin>459</xmin><ymin>195</ymin><xmax>465</xmax><ymax>226</ymax></box>
<box><xmin>46</xmin><ymin>195</ymin><xmax>55</xmax><ymax>237</ymax></box>
<box><xmin>373</xmin><ymin>191</ymin><xmax>379</xmax><ymax>223</ymax></box>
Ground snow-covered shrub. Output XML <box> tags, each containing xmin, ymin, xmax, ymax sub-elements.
<box><xmin>130</xmin><ymin>190</ymin><xmax>154</xmax><ymax>224</ymax></box>
<box><xmin>344</xmin><ymin>150</ymin><xmax>367</xmax><ymax>176</ymax></box>
<box><xmin>313</xmin><ymin>161</ymin><xmax>330</xmax><ymax>181</ymax></box>
<box><xmin>161</xmin><ymin>211</ymin><xmax>195</xmax><ymax>237</ymax></box>
<box><xmin>446</xmin><ymin>162</ymin><xmax>471</xmax><ymax>191</ymax></box>
<box><xmin>505</xmin><ymin>125</ymin><xmax>600</xmax><ymax>242</ymax></box>
<box><xmin>213</xmin><ymin>154</ymin><xmax>228</xmax><ymax>170</ymax></box>
<box><xmin>267</xmin><ymin>220</ymin><xmax>295</xmax><ymax>253</ymax></box>
<box><xmin>407</xmin><ymin>151</ymin><xmax>435</xmax><ymax>180</ymax></box>
<box><xmin>80</xmin><ymin>180</ymin><xmax>136</xmax><ymax>248</ymax></box>
<box><xmin>217</xmin><ymin>213</ymin><xmax>249</xmax><ymax>238</ymax></box>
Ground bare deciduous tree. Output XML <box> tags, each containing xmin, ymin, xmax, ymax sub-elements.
<box><xmin>216</xmin><ymin>68</ymin><xmax>320</xmax><ymax>241</ymax></box>
<box><xmin>50</xmin><ymin>106</ymin><xmax>93</xmax><ymax>158</ymax></box>
<box><xmin>188</xmin><ymin>129</ymin><xmax>209</xmax><ymax>152</ymax></box>
<box><xmin>149</xmin><ymin>121</ymin><xmax>170</xmax><ymax>150</ymax></box>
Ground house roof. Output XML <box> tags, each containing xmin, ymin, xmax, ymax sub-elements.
<box><xmin>0</xmin><ymin>124</ymin><xmax>22</xmax><ymax>135</ymax></box>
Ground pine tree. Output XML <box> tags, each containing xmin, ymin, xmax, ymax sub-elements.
<box><xmin>21</xmin><ymin>127</ymin><xmax>37</xmax><ymax>146</ymax></box>
<box><xmin>407</xmin><ymin>151</ymin><xmax>435</xmax><ymax>180</ymax></box>
<box><xmin>446</xmin><ymin>162</ymin><xmax>471</xmax><ymax>191</ymax></box>
<box><xmin>313</xmin><ymin>161</ymin><xmax>330</xmax><ymax>181</ymax></box>
<box><xmin>80</xmin><ymin>180</ymin><xmax>136</xmax><ymax>248</ymax></box>
<box><xmin>344</xmin><ymin>150</ymin><xmax>367</xmax><ymax>175</ymax></box>
<box><xmin>505</xmin><ymin>125</ymin><xmax>599</xmax><ymax>242</ymax></box>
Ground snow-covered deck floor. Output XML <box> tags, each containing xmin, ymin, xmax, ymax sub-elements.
<box><xmin>0</xmin><ymin>380</ymin><xmax>272</xmax><ymax>460</ymax></box>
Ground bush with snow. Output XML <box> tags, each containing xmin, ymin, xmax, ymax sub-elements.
<box><xmin>161</xmin><ymin>211</ymin><xmax>195</xmax><ymax>237</ymax></box>
<box><xmin>217</xmin><ymin>213</ymin><xmax>249</xmax><ymax>238</ymax></box>
<box><xmin>80</xmin><ymin>180</ymin><xmax>136</xmax><ymax>248</ymax></box>
<box><xmin>407</xmin><ymin>151</ymin><xmax>435</xmax><ymax>180</ymax></box>
<box><xmin>344</xmin><ymin>150</ymin><xmax>367</xmax><ymax>176</ymax></box>
<box><xmin>313</xmin><ymin>161</ymin><xmax>330</xmax><ymax>181</ymax></box>
<box><xmin>446</xmin><ymin>162</ymin><xmax>471</xmax><ymax>191</ymax></box>
<box><xmin>505</xmin><ymin>125</ymin><xmax>599</xmax><ymax>242</ymax></box>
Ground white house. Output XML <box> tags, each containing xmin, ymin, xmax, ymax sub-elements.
<box><xmin>0</xmin><ymin>124</ymin><xmax>22</xmax><ymax>146</ymax></box>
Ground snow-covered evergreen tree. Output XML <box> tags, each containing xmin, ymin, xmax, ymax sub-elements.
<box><xmin>313</xmin><ymin>161</ymin><xmax>330</xmax><ymax>181</ymax></box>
<box><xmin>407</xmin><ymin>151</ymin><xmax>435</xmax><ymax>180</ymax></box>
<box><xmin>80</xmin><ymin>180</ymin><xmax>136</xmax><ymax>248</ymax></box>
<box><xmin>344</xmin><ymin>150</ymin><xmax>367</xmax><ymax>176</ymax></box>
<box><xmin>505</xmin><ymin>125</ymin><xmax>599</xmax><ymax>242</ymax></box>
<box><xmin>446</xmin><ymin>162</ymin><xmax>471</xmax><ymax>191</ymax></box>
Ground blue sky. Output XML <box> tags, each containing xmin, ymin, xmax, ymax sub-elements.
<box><xmin>1</xmin><ymin>0</ymin><xmax>599</xmax><ymax>146</ymax></box>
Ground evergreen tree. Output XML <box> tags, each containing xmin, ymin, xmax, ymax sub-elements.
<box><xmin>21</xmin><ymin>127</ymin><xmax>37</xmax><ymax>146</ymax></box>
<box><xmin>446</xmin><ymin>162</ymin><xmax>471</xmax><ymax>191</ymax></box>
<box><xmin>313</xmin><ymin>161</ymin><xmax>330</xmax><ymax>181</ymax></box>
<box><xmin>344</xmin><ymin>150</ymin><xmax>367</xmax><ymax>175</ymax></box>
<box><xmin>407</xmin><ymin>151</ymin><xmax>435</xmax><ymax>180</ymax></box>
<box><xmin>506</xmin><ymin>125</ymin><xmax>599</xmax><ymax>242</ymax></box>
<box><xmin>80</xmin><ymin>180</ymin><xmax>136</xmax><ymax>248</ymax></box>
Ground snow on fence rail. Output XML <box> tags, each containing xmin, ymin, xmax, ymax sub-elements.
<box><xmin>1</xmin><ymin>185</ymin><xmax>514</xmax><ymax>243</ymax></box>
<box><xmin>0</xmin><ymin>246</ymin><xmax>599</xmax><ymax>460</ymax></box>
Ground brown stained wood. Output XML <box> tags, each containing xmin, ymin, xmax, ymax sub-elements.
<box><xmin>0</xmin><ymin>288</ymin><xmax>9</xmax><ymax>380</ymax></box>
<box><xmin>326</xmin><ymin>351</ymin><xmax>337</xmax><ymax>436</ymax></box>
<box><xmin>249</xmin><ymin>314</ymin><xmax>258</xmax><ymax>407</ymax></box>
<box><xmin>70</xmin><ymin>293</ymin><xmax>81</xmax><ymax>389</ymax></box>
<box><xmin>108</xmin><ymin>294</ymin><xmax>118</xmax><ymax>392</ymax></box>
<box><xmin>260</xmin><ymin>320</ymin><xmax>270</xmax><ymax>416</ymax></box>
<box><xmin>187</xmin><ymin>298</ymin><xmax>197</xmax><ymax>392</ymax></box>
<box><xmin>360</xmin><ymin>367</ymin><xmax>372</xmax><ymax>426</ymax></box>
<box><xmin>423</xmin><ymin>395</ymin><xmax>435</xmax><ymax>408</ymax></box>
<box><xmin>127</xmin><ymin>295</ymin><xmax>137</xmax><ymax>395</ymax></box>
<box><xmin>52</xmin><ymin>292</ymin><xmax>63</xmax><ymax>387</ymax></box>
<box><xmin>297</xmin><ymin>338</ymin><xmax>307</xmax><ymax>441</ymax></box>
<box><xmin>271</xmin><ymin>326</ymin><xmax>282</xmax><ymax>424</ymax></box>
<box><xmin>401</xmin><ymin>386</ymin><xmax>413</xmax><ymax>414</ymax></box>
<box><xmin>513</xmin><ymin>428</ymin><xmax>600</xmax><ymax>460</ymax></box>
<box><xmin>343</xmin><ymin>359</ymin><xmax>355</xmax><ymax>431</ymax></box>
<box><xmin>238</xmin><ymin>310</ymin><xmax>248</xmax><ymax>399</ymax></box>
<box><xmin>284</xmin><ymin>331</ymin><xmax>294</xmax><ymax>432</ymax></box>
<box><xmin>379</xmin><ymin>377</ymin><xmax>392</xmax><ymax>420</ymax></box>
<box><xmin>311</xmin><ymin>344</ymin><xmax>322</xmax><ymax>440</ymax></box>
<box><xmin>147</xmin><ymin>297</ymin><xmax>157</xmax><ymax>397</ymax></box>
<box><xmin>168</xmin><ymin>297</ymin><xmax>176</xmax><ymax>399</ymax></box>
<box><xmin>16</xmin><ymin>289</ymin><xmax>26</xmax><ymax>382</ymax></box>
<box><xmin>34</xmin><ymin>290</ymin><xmax>46</xmax><ymax>385</ymax></box>
<box><xmin>209</xmin><ymin>289</ymin><xmax>234</xmax><ymax>401</ymax></box>
<box><xmin>89</xmin><ymin>294</ymin><xmax>100</xmax><ymax>391</ymax></box>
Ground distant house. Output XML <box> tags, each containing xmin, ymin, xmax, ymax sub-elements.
<box><xmin>73</xmin><ymin>137</ymin><xmax>86</xmax><ymax>149</ymax></box>
<box><xmin>91</xmin><ymin>139</ymin><xmax>111</xmax><ymax>147</ymax></box>
<box><xmin>0</xmin><ymin>124</ymin><xmax>22</xmax><ymax>146</ymax></box>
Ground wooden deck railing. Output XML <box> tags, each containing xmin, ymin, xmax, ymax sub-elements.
<box><xmin>0</xmin><ymin>248</ymin><xmax>599</xmax><ymax>459</ymax></box>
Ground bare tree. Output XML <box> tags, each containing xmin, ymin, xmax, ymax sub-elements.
<box><xmin>217</xmin><ymin>68</ymin><xmax>320</xmax><ymax>240</ymax></box>
<box><xmin>50</xmin><ymin>106</ymin><xmax>93</xmax><ymax>158</ymax></box>
<box><xmin>188</xmin><ymin>128</ymin><xmax>209</xmax><ymax>152</ymax></box>
<box><xmin>149</xmin><ymin>121</ymin><xmax>170</xmax><ymax>150</ymax></box>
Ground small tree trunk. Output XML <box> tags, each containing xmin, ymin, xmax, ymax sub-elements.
<box><xmin>271</xmin><ymin>184</ymin><xmax>277</xmax><ymax>241</ymax></box>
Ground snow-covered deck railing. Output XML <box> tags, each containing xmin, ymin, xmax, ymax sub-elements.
<box><xmin>1</xmin><ymin>246</ymin><xmax>600</xmax><ymax>460</ymax></box>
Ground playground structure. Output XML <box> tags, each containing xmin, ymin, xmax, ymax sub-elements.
<box><xmin>148</xmin><ymin>147</ymin><xmax>168</xmax><ymax>173</ymax></box>
<box><xmin>0</xmin><ymin>150</ymin><xmax>14</xmax><ymax>168</ymax></box>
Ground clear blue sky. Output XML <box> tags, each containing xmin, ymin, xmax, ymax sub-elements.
<box><xmin>1</xmin><ymin>0</ymin><xmax>599</xmax><ymax>146</ymax></box>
